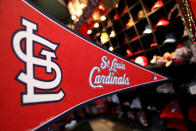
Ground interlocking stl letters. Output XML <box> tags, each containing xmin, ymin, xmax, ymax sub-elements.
<box><xmin>12</xmin><ymin>17</ymin><xmax>64</xmax><ymax>105</ymax></box>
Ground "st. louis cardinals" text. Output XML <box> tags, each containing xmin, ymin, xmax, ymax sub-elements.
<box><xmin>89</xmin><ymin>56</ymin><xmax>130</xmax><ymax>88</ymax></box>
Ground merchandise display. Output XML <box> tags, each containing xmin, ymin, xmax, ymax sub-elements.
<box><xmin>149</xmin><ymin>43</ymin><xmax>193</xmax><ymax>67</ymax></box>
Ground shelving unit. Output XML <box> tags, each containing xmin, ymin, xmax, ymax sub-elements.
<box><xmin>90</xmin><ymin>0</ymin><xmax>189</xmax><ymax>63</ymax></box>
<box><xmin>88</xmin><ymin>0</ymin><xmax>196</xmax><ymax>130</ymax></box>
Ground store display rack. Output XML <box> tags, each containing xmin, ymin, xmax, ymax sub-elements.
<box><xmin>88</xmin><ymin>0</ymin><xmax>196</xmax><ymax>130</ymax></box>
<box><xmin>89</xmin><ymin>0</ymin><xmax>189</xmax><ymax>65</ymax></box>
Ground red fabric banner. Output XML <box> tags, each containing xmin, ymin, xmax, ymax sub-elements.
<box><xmin>0</xmin><ymin>0</ymin><xmax>168</xmax><ymax>130</ymax></box>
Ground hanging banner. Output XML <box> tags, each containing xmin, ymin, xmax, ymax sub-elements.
<box><xmin>0</xmin><ymin>0</ymin><xmax>168</xmax><ymax>130</ymax></box>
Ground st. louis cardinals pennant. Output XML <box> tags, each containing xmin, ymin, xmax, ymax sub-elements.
<box><xmin>0</xmin><ymin>0</ymin><xmax>168</xmax><ymax>130</ymax></box>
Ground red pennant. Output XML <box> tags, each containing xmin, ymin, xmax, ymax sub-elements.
<box><xmin>0</xmin><ymin>0</ymin><xmax>168</xmax><ymax>130</ymax></box>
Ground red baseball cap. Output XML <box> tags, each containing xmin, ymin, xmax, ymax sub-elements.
<box><xmin>155</xmin><ymin>17</ymin><xmax>170</xmax><ymax>28</ymax></box>
<box><xmin>151</xmin><ymin>0</ymin><xmax>164</xmax><ymax>11</ymax></box>
<box><xmin>135</xmin><ymin>56</ymin><xmax>148</xmax><ymax>66</ymax></box>
<box><xmin>125</xmin><ymin>49</ymin><xmax>133</xmax><ymax>58</ymax></box>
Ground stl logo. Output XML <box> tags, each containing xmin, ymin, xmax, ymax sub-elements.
<box><xmin>12</xmin><ymin>17</ymin><xmax>65</xmax><ymax>105</ymax></box>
